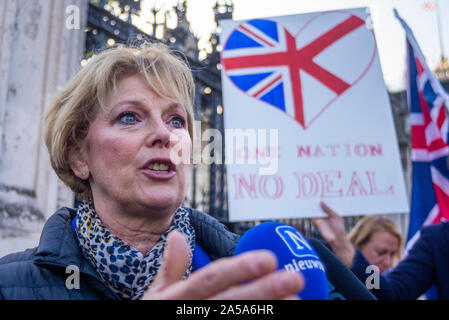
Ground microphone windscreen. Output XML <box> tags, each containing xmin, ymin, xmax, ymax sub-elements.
<box><xmin>192</xmin><ymin>242</ymin><xmax>212</xmax><ymax>271</ymax></box>
<box><xmin>234</xmin><ymin>222</ymin><xmax>329</xmax><ymax>300</ymax></box>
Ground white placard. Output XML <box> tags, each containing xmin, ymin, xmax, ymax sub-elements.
<box><xmin>219</xmin><ymin>8</ymin><xmax>409</xmax><ymax>221</ymax></box>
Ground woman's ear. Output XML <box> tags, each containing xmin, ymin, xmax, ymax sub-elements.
<box><xmin>69</xmin><ymin>145</ymin><xmax>90</xmax><ymax>180</ymax></box>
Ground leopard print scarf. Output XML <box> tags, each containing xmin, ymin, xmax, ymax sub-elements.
<box><xmin>75</xmin><ymin>200</ymin><xmax>195</xmax><ymax>300</ymax></box>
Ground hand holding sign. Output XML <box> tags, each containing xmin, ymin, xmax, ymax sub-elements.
<box><xmin>312</xmin><ymin>202</ymin><xmax>355</xmax><ymax>268</ymax></box>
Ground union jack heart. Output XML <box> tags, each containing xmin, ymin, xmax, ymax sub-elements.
<box><xmin>221</xmin><ymin>12</ymin><xmax>377</xmax><ymax>130</ymax></box>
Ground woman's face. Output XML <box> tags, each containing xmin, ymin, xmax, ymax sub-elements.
<box><xmin>79</xmin><ymin>74</ymin><xmax>192</xmax><ymax>219</ymax></box>
<box><xmin>359</xmin><ymin>229</ymin><xmax>399</xmax><ymax>274</ymax></box>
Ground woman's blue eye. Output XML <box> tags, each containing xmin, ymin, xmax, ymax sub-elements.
<box><xmin>119</xmin><ymin>113</ymin><xmax>137</xmax><ymax>125</ymax></box>
<box><xmin>171</xmin><ymin>117</ymin><xmax>185</xmax><ymax>128</ymax></box>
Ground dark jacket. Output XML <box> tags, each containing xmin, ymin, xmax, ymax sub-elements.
<box><xmin>0</xmin><ymin>207</ymin><xmax>239</xmax><ymax>300</ymax></box>
<box><xmin>350</xmin><ymin>222</ymin><xmax>449</xmax><ymax>300</ymax></box>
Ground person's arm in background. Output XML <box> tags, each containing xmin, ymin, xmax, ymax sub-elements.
<box><xmin>312</xmin><ymin>202</ymin><xmax>355</xmax><ymax>268</ymax></box>
<box><xmin>313</xmin><ymin>202</ymin><xmax>436</xmax><ymax>300</ymax></box>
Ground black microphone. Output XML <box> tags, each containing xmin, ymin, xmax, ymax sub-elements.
<box><xmin>308</xmin><ymin>238</ymin><xmax>377</xmax><ymax>300</ymax></box>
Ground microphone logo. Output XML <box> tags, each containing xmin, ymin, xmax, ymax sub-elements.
<box><xmin>275</xmin><ymin>226</ymin><xmax>319</xmax><ymax>259</ymax></box>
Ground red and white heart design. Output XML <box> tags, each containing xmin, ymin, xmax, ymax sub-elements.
<box><xmin>221</xmin><ymin>12</ymin><xmax>377</xmax><ymax>129</ymax></box>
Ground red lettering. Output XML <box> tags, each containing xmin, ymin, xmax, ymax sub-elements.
<box><xmin>296</xmin><ymin>144</ymin><xmax>383</xmax><ymax>158</ymax></box>
<box><xmin>232</xmin><ymin>174</ymin><xmax>258</xmax><ymax>199</ymax></box>
<box><xmin>346</xmin><ymin>171</ymin><xmax>368</xmax><ymax>196</ymax></box>
<box><xmin>257</xmin><ymin>148</ymin><xmax>266</xmax><ymax>159</ymax></box>
<box><xmin>369</xmin><ymin>144</ymin><xmax>383</xmax><ymax>156</ymax></box>
<box><xmin>258</xmin><ymin>175</ymin><xmax>284</xmax><ymax>199</ymax></box>
<box><xmin>313</xmin><ymin>146</ymin><xmax>326</xmax><ymax>157</ymax></box>
<box><xmin>293</xmin><ymin>172</ymin><xmax>319</xmax><ymax>198</ymax></box>
<box><xmin>366</xmin><ymin>171</ymin><xmax>393</xmax><ymax>195</ymax></box>
<box><xmin>354</xmin><ymin>144</ymin><xmax>368</xmax><ymax>157</ymax></box>
<box><xmin>232</xmin><ymin>174</ymin><xmax>285</xmax><ymax>200</ymax></box>
<box><xmin>317</xmin><ymin>170</ymin><xmax>343</xmax><ymax>197</ymax></box>
<box><xmin>297</xmin><ymin>145</ymin><xmax>311</xmax><ymax>157</ymax></box>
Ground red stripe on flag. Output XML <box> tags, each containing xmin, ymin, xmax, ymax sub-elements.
<box><xmin>419</xmin><ymin>92</ymin><xmax>432</xmax><ymax>120</ymax></box>
<box><xmin>253</xmin><ymin>74</ymin><xmax>282</xmax><ymax>98</ymax></box>
<box><xmin>417</xmin><ymin>87</ymin><xmax>449</xmax><ymax>151</ymax></box>
<box><xmin>221</xmin><ymin>52</ymin><xmax>288</xmax><ymax>70</ymax></box>
<box><xmin>221</xmin><ymin>14</ymin><xmax>366</xmax><ymax>128</ymax></box>
<box><xmin>432</xmin><ymin>183</ymin><xmax>449</xmax><ymax>222</ymax></box>
<box><xmin>238</xmin><ymin>25</ymin><xmax>275</xmax><ymax>48</ymax></box>
<box><xmin>299</xmin><ymin>61</ymin><xmax>350</xmax><ymax>94</ymax></box>
<box><xmin>411</xmin><ymin>125</ymin><xmax>428</xmax><ymax>148</ymax></box>
<box><xmin>436</xmin><ymin>102</ymin><xmax>447</xmax><ymax>130</ymax></box>
<box><xmin>416</xmin><ymin>57</ymin><xmax>425</xmax><ymax>75</ymax></box>
<box><xmin>285</xmin><ymin>31</ymin><xmax>305</xmax><ymax>126</ymax></box>
<box><xmin>299</xmin><ymin>15</ymin><xmax>365</xmax><ymax>59</ymax></box>
<box><xmin>428</xmin><ymin>139</ymin><xmax>448</xmax><ymax>152</ymax></box>
<box><xmin>297</xmin><ymin>16</ymin><xmax>362</xmax><ymax>95</ymax></box>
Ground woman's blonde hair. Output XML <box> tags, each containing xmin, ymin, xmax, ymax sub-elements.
<box><xmin>44</xmin><ymin>42</ymin><xmax>195</xmax><ymax>199</ymax></box>
<box><xmin>348</xmin><ymin>215</ymin><xmax>403</xmax><ymax>265</ymax></box>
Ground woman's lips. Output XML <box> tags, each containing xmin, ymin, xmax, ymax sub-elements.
<box><xmin>141</xmin><ymin>157</ymin><xmax>177</xmax><ymax>181</ymax></box>
<box><xmin>141</xmin><ymin>168</ymin><xmax>176</xmax><ymax>180</ymax></box>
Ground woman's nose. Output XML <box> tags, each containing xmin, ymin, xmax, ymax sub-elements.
<box><xmin>146</xmin><ymin>119</ymin><xmax>171</xmax><ymax>148</ymax></box>
<box><xmin>382</xmin><ymin>255</ymin><xmax>392</xmax><ymax>269</ymax></box>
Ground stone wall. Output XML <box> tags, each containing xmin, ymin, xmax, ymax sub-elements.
<box><xmin>0</xmin><ymin>0</ymin><xmax>88</xmax><ymax>256</ymax></box>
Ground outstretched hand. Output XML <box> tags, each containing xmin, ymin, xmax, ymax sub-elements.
<box><xmin>312</xmin><ymin>202</ymin><xmax>347</xmax><ymax>244</ymax></box>
<box><xmin>312</xmin><ymin>202</ymin><xmax>355</xmax><ymax>268</ymax></box>
<box><xmin>141</xmin><ymin>231</ymin><xmax>304</xmax><ymax>300</ymax></box>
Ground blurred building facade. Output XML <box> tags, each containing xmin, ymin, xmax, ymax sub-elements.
<box><xmin>0</xmin><ymin>0</ymin><xmax>88</xmax><ymax>256</ymax></box>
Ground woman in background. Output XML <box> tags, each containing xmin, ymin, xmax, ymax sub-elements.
<box><xmin>313</xmin><ymin>202</ymin><xmax>402</xmax><ymax>274</ymax></box>
<box><xmin>314</xmin><ymin>201</ymin><xmax>449</xmax><ymax>299</ymax></box>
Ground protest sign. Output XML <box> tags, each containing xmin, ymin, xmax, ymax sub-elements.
<box><xmin>220</xmin><ymin>8</ymin><xmax>409</xmax><ymax>221</ymax></box>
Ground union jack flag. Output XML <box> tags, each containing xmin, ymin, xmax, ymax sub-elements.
<box><xmin>220</xmin><ymin>16</ymin><xmax>365</xmax><ymax>129</ymax></box>
<box><xmin>394</xmin><ymin>10</ymin><xmax>449</xmax><ymax>257</ymax></box>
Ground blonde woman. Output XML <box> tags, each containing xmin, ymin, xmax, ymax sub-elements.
<box><xmin>348</xmin><ymin>214</ymin><xmax>403</xmax><ymax>274</ymax></box>
<box><xmin>0</xmin><ymin>43</ymin><xmax>303</xmax><ymax>300</ymax></box>
<box><xmin>313</xmin><ymin>202</ymin><xmax>402</xmax><ymax>274</ymax></box>
<box><xmin>314</xmin><ymin>201</ymin><xmax>449</xmax><ymax>300</ymax></box>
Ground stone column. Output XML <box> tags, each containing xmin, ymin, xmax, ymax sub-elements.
<box><xmin>0</xmin><ymin>0</ymin><xmax>88</xmax><ymax>254</ymax></box>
